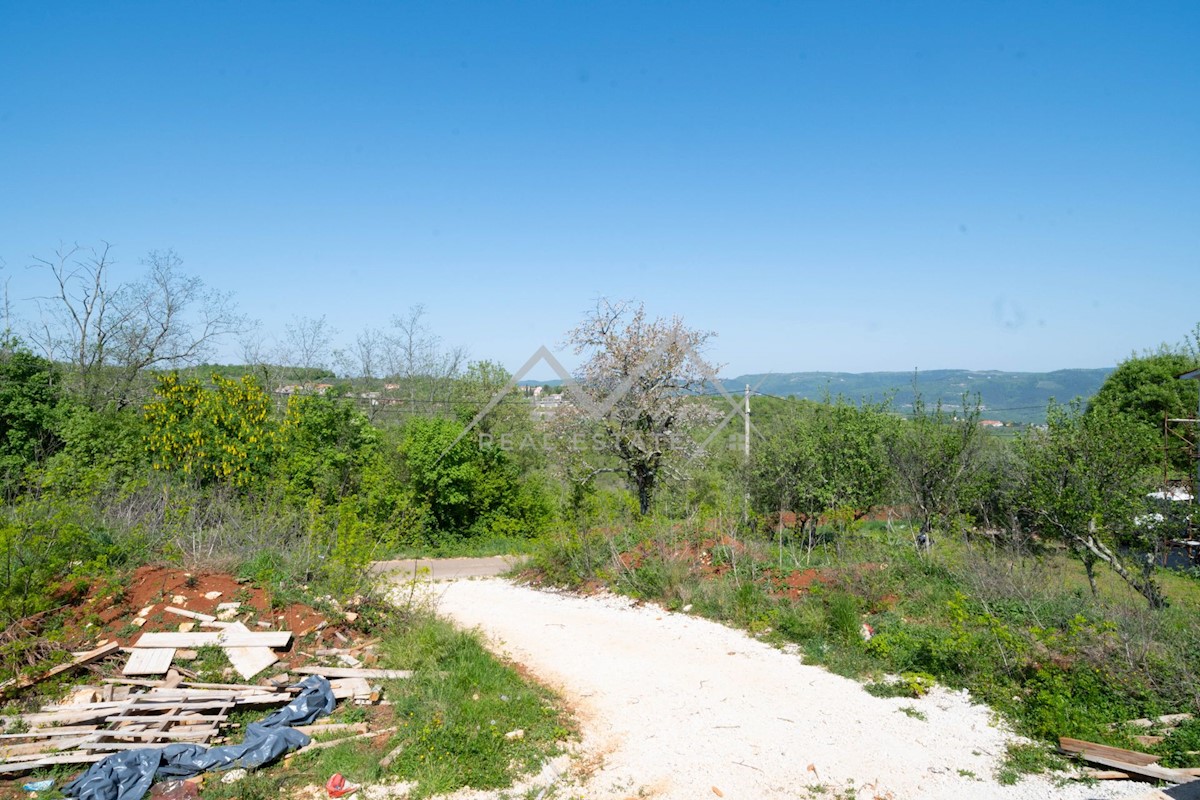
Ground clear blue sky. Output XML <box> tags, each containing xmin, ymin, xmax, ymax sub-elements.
<box><xmin>2</xmin><ymin>1</ymin><xmax>1197</xmax><ymax>378</ymax></box>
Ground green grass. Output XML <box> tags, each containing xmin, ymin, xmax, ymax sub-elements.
<box><xmin>996</xmin><ymin>742</ymin><xmax>1065</xmax><ymax>785</ymax></box>
<box><xmin>385</xmin><ymin>534</ymin><xmax>545</xmax><ymax>559</ymax></box>
<box><xmin>243</xmin><ymin>612</ymin><xmax>574</xmax><ymax>800</ymax></box>
<box><xmin>528</xmin><ymin>517</ymin><xmax>1200</xmax><ymax>776</ymax></box>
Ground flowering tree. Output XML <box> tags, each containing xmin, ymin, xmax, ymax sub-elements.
<box><xmin>559</xmin><ymin>299</ymin><xmax>720</xmax><ymax>515</ymax></box>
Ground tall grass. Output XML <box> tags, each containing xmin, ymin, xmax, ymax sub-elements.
<box><xmin>528</xmin><ymin>517</ymin><xmax>1200</xmax><ymax>757</ymax></box>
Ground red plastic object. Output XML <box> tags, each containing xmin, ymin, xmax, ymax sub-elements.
<box><xmin>326</xmin><ymin>774</ymin><xmax>358</xmax><ymax>798</ymax></box>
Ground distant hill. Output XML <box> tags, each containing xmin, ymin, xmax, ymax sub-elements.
<box><xmin>727</xmin><ymin>369</ymin><xmax>1114</xmax><ymax>423</ymax></box>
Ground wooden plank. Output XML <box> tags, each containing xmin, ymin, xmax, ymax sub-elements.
<box><xmin>1083</xmin><ymin>767</ymin><xmax>1200</xmax><ymax>780</ymax></box>
<box><xmin>106</xmin><ymin>712</ymin><xmax>227</xmax><ymax>724</ymax></box>
<box><xmin>222</xmin><ymin>623</ymin><xmax>278</xmax><ymax>680</ymax></box>
<box><xmin>0</xmin><ymin>728</ymin><xmax>100</xmax><ymax>740</ymax></box>
<box><xmin>0</xmin><ymin>736</ymin><xmax>95</xmax><ymax>758</ymax></box>
<box><xmin>225</xmin><ymin>647</ymin><xmax>278</xmax><ymax>680</ymax></box>
<box><xmin>0</xmin><ymin>752</ymin><xmax>108</xmax><ymax>773</ymax></box>
<box><xmin>83</xmin><ymin>729</ymin><xmax>218</xmax><ymax>744</ymax></box>
<box><xmin>1120</xmin><ymin>713</ymin><xmax>1194</xmax><ymax>730</ymax></box>
<box><xmin>1059</xmin><ymin>737</ymin><xmax>1161</xmax><ymax>767</ymax></box>
<box><xmin>294</xmin><ymin>723</ymin><xmax>369</xmax><ymax>736</ymax></box>
<box><xmin>329</xmin><ymin>678</ymin><xmax>371</xmax><ymax>700</ymax></box>
<box><xmin>104</xmin><ymin>678</ymin><xmax>291</xmax><ymax>693</ymax></box>
<box><xmin>123</xmin><ymin>648</ymin><xmax>176</xmax><ymax>676</ymax></box>
<box><xmin>164</xmin><ymin>607</ymin><xmax>217</xmax><ymax>622</ymax></box>
<box><xmin>0</xmin><ymin>642</ymin><xmax>121</xmax><ymax>695</ymax></box>
<box><xmin>290</xmin><ymin>727</ymin><xmax>397</xmax><ymax>755</ymax></box>
<box><xmin>1069</xmin><ymin>753</ymin><xmax>1196</xmax><ymax>784</ymax></box>
<box><xmin>292</xmin><ymin>666</ymin><xmax>412</xmax><ymax>679</ymax></box>
<box><xmin>379</xmin><ymin>742</ymin><xmax>404</xmax><ymax>769</ymax></box>
<box><xmin>133</xmin><ymin>631</ymin><xmax>291</xmax><ymax>649</ymax></box>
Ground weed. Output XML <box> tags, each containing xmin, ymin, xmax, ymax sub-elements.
<box><xmin>897</xmin><ymin>705</ymin><xmax>927</xmax><ymax>721</ymax></box>
<box><xmin>192</xmin><ymin>645</ymin><xmax>233</xmax><ymax>683</ymax></box>
<box><xmin>996</xmin><ymin>742</ymin><xmax>1063</xmax><ymax>784</ymax></box>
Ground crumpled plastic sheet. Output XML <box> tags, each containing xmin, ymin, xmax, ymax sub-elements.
<box><xmin>62</xmin><ymin>675</ymin><xmax>337</xmax><ymax>800</ymax></box>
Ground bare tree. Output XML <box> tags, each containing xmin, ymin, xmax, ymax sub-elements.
<box><xmin>339</xmin><ymin>326</ymin><xmax>385</xmax><ymax>379</ymax></box>
<box><xmin>558</xmin><ymin>299</ymin><xmax>720</xmax><ymax>515</ymax></box>
<box><xmin>382</xmin><ymin>304</ymin><xmax>466</xmax><ymax>406</ymax></box>
<box><xmin>1</xmin><ymin>259</ymin><xmax>12</xmax><ymax>347</ymax></box>
<box><xmin>281</xmin><ymin>315</ymin><xmax>336</xmax><ymax>381</ymax></box>
<box><xmin>27</xmin><ymin>244</ymin><xmax>245</xmax><ymax>407</ymax></box>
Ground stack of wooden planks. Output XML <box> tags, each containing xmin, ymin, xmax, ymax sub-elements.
<box><xmin>0</xmin><ymin>679</ymin><xmax>296</xmax><ymax>774</ymax></box>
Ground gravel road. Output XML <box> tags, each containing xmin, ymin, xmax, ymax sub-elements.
<box><xmin>434</xmin><ymin>579</ymin><xmax>1158</xmax><ymax>800</ymax></box>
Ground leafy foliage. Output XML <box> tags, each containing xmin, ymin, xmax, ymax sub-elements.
<box><xmin>887</xmin><ymin>391</ymin><xmax>985</xmax><ymax>534</ymax></box>
<box><xmin>1016</xmin><ymin>400</ymin><xmax>1162</xmax><ymax>606</ymax></box>
<box><xmin>1089</xmin><ymin>348</ymin><xmax>1199</xmax><ymax>477</ymax></box>
<box><xmin>0</xmin><ymin>341</ymin><xmax>63</xmax><ymax>494</ymax></box>
<box><xmin>144</xmin><ymin>373</ymin><xmax>280</xmax><ymax>488</ymax></box>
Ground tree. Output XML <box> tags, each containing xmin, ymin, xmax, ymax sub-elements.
<box><xmin>560</xmin><ymin>299</ymin><xmax>720</xmax><ymax>515</ymax></box>
<box><xmin>143</xmin><ymin>373</ymin><xmax>280</xmax><ymax>489</ymax></box>
<box><xmin>383</xmin><ymin>304</ymin><xmax>466</xmax><ymax>406</ymax></box>
<box><xmin>281</xmin><ymin>315</ymin><xmax>336</xmax><ymax>381</ymax></box>
<box><xmin>26</xmin><ymin>245</ymin><xmax>245</xmax><ymax>408</ymax></box>
<box><xmin>752</xmin><ymin>398</ymin><xmax>892</xmax><ymax>541</ymax></box>
<box><xmin>886</xmin><ymin>390</ymin><xmax>985</xmax><ymax>535</ymax></box>
<box><xmin>1016</xmin><ymin>400</ymin><xmax>1163</xmax><ymax>607</ymax></box>
<box><xmin>0</xmin><ymin>339</ymin><xmax>63</xmax><ymax>492</ymax></box>
<box><xmin>1088</xmin><ymin>345</ymin><xmax>1199</xmax><ymax>477</ymax></box>
<box><xmin>400</xmin><ymin>416</ymin><xmax>550</xmax><ymax>540</ymax></box>
<box><xmin>335</xmin><ymin>326</ymin><xmax>386</xmax><ymax>379</ymax></box>
<box><xmin>278</xmin><ymin>392</ymin><xmax>380</xmax><ymax>504</ymax></box>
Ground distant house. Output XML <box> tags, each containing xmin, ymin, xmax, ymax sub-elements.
<box><xmin>979</xmin><ymin>419</ymin><xmax>1004</xmax><ymax>428</ymax></box>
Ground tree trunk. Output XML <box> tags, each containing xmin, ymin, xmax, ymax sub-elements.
<box><xmin>1074</xmin><ymin>533</ymin><xmax>1167</xmax><ymax>609</ymax></box>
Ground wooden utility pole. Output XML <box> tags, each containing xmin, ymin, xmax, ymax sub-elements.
<box><xmin>744</xmin><ymin>384</ymin><xmax>751</xmax><ymax>461</ymax></box>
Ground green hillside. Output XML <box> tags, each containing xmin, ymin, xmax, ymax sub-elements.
<box><xmin>728</xmin><ymin>368</ymin><xmax>1114</xmax><ymax>423</ymax></box>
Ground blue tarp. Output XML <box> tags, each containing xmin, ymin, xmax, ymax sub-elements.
<box><xmin>62</xmin><ymin>675</ymin><xmax>337</xmax><ymax>800</ymax></box>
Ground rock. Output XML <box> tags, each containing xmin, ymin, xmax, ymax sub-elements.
<box><xmin>175</xmin><ymin>649</ymin><xmax>198</xmax><ymax>661</ymax></box>
<box><xmin>504</xmin><ymin>729</ymin><xmax>524</xmax><ymax>740</ymax></box>
<box><xmin>171</xmin><ymin>595</ymin><xmax>187</xmax><ymax>605</ymax></box>
<box><xmin>204</xmin><ymin>591</ymin><xmax>222</xmax><ymax>600</ymax></box>
<box><xmin>178</xmin><ymin>622</ymin><xmax>195</xmax><ymax>633</ymax></box>
<box><xmin>220</xmin><ymin>769</ymin><xmax>248</xmax><ymax>784</ymax></box>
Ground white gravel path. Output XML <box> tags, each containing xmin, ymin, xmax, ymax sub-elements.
<box><xmin>433</xmin><ymin>578</ymin><xmax>1158</xmax><ymax>800</ymax></box>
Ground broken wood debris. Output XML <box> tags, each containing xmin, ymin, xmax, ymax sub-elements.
<box><xmin>0</xmin><ymin>642</ymin><xmax>121</xmax><ymax>696</ymax></box>
<box><xmin>132</xmin><ymin>631</ymin><xmax>292</xmax><ymax>649</ymax></box>
<box><xmin>0</xmin><ymin>681</ymin><xmax>307</xmax><ymax>774</ymax></box>
<box><xmin>292</xmin><ymin>666</ymin><xmax>412</xmax><ymax>679</ymax></box>
<box><xmin>1059</xmin><ymin>737</ymin><xmax>1198</xmax><ymax>785</ymax></box>
<box><xmin>118</xmin><ymin>624</ymin><xmax>292</xmax><ymax>680</ymax></box>
<box><xmin>165</xmin><ymin>607</ymin><xmax>216</xmax><ymax>623</ymax></box>
<box><xmin>1114</xmin><ymin>713</ymin><xmax>1194</xmax><ymax>730</ymax></box>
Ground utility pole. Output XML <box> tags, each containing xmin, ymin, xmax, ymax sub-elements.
<box><xmin>743</xmin><ymin>384</ymin><xmax>751</xmax><ymax>527</ymax></box>
<box><xmin>744</xmin><ymin>384</ymin><xmax>751</xmax><ymax>461</ymax></box>
<box><xmin>1181</xmin><ymin>369</ymin><xmax>1200</xmax><ymax>501</ymax></box>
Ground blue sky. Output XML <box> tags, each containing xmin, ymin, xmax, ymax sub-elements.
<box><xmin>2</xmin><ymin>1</ymin><xmax>1197</xmax><ymax>378</ymax></box>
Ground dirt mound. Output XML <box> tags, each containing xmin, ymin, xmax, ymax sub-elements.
<box><xmin>56</xmin><ymin>565</ymin><xmax>330</xmax><ymax>649</ymax></box>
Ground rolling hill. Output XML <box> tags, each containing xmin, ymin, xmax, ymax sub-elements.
<box><xmin>727</xmin><ymin>369</ymin><xmax>1114</xmax><ymax>423</ymax></box>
